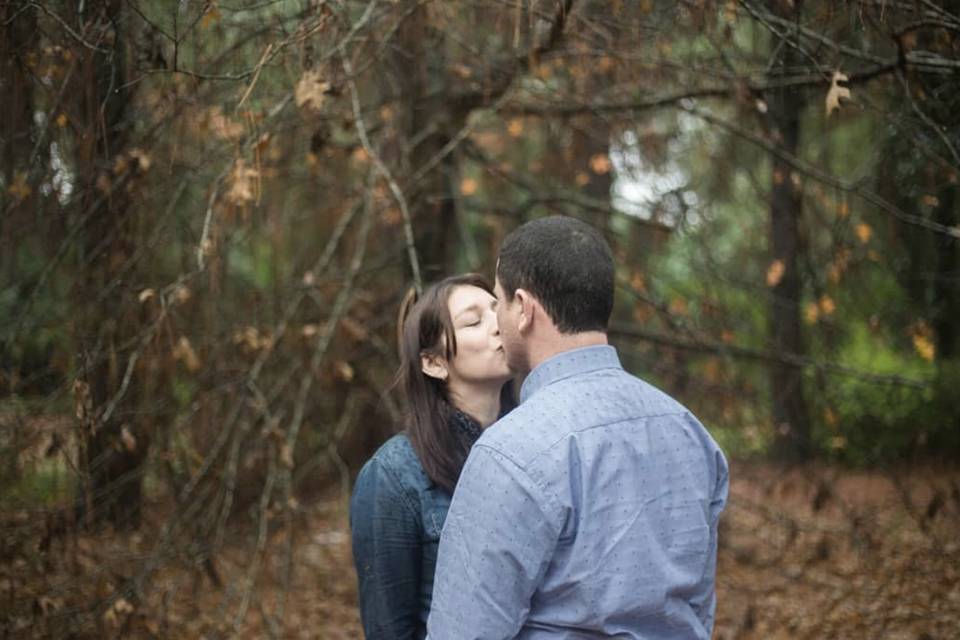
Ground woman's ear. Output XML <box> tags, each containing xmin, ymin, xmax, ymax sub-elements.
<box><xmin>421</xmin><ymin>352</ymin><xmax>448</xmax><ymax>381</ymax></box>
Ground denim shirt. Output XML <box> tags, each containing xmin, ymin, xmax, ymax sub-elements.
<box><xmin>350</xmin><ymin>413</ymin><xmax>481</xmax><ymax>640</ymax></box>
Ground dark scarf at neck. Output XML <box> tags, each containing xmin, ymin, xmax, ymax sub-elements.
<box><xmin>450</xmin><ymin>409</ymin><xmax>483</xmax><ymax>444</ymax></box>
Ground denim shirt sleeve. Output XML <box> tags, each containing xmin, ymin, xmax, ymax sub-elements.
<box><xmin>350</xmin><ymin>455</ymin><xmax>423</xmax><ymax>640</ymax></box>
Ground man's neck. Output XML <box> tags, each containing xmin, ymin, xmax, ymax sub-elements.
<box><xmin>526</xmin><ymin>331</ymin><xmax>609</xmax><ymax>372</ymax></box>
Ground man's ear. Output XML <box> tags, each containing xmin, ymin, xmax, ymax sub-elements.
<box><xmin>515</xmin><ymin>288</ymin><xmax>536</xmax><ymax>334</ymax></box>
<box><xmin>421</xmin><ymin>352</ymin><xmax>448</xmax><ymax>381</ymax></box>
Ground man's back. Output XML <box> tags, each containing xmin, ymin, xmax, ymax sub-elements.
<box><xmin>427</xmin><ymin>346</ymin><xmax>728</xmax><ymax>639</ymax></box>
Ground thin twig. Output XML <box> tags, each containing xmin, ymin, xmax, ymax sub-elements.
<box><xmin>196</xmin><ymin>168</ymin><xmax>228</xmax><ymax>272</ymax></box>
<box><xmin>341</xmin><ymin>48</ymin><xmax>422</xmax><ymax>293</ymax></box>
<box><xmin>231</xmin><ymin>445</ymin><xmax>276</xmax><ymax>632</ymax></box>
<box><xmin>28</xmin><ymin>2</ymin><xmax>109</xmax><ymax>52</ymax></box>
<box><xmin>895</xmin><ymin>69</ymin><xmax>960</xmax><ymax>168</ymax></box>
<box><xmin>235</xmin><ymin>43</ymin><xmax>274</xmax><ymax>110</ymax></box>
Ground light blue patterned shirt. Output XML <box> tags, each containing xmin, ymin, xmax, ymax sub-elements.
<box><xmin>426</xmin><ymin>345</ymin><xmax>728</xmax><ymax>639</ymax></box>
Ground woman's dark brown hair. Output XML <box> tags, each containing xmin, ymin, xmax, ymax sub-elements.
<box><xmin>397</xmin><ymin>273</ymin><xmax>515</xmax><ymax>493</ymax></box>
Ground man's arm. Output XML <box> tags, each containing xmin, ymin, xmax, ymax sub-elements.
<box><xmin>690</xmin><ymin>447</ymin><xmax>730</xmax><ymax>634</ymax></box>
<box><xmin>350</xmin><ymin>458</ymin><xmax>423</xmax><ymax>640</ymax></box>
<box><xmin>426</xmin><ymin>445</ymin><xmax>563</xmax><ymax>639</ymax></box>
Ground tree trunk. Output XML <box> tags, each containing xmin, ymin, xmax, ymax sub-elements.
<box><xmin>391</xmin><ymin>1</ymin><xmax>459</xmax><ymax>281</ymax></box>
<box><xmin>71</xmin><ymin>0</ymin><xmax>146</xmax><ymax>530</ymax></box>
<box><xmin>766</xmin><ymin>2</ymin><xmax>811</xmax><ymax>462</ymax></box>
<box><xmin>1</xmin><ymin>4</ymin><xmax>37</xmax><ymax>290</ymax></box>
<box><xmin>0</xmin><ymin>4</ymin><xmax>34</xmax><ymax>185</ymax></box>
<box><xmin>932</xmin><ymin>186</ymin><xmax>959</xmax><ymax>360</ymax></box>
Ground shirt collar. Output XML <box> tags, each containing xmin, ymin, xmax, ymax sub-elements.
<box><xmin>519</xmin><ymin>344</ymin><xmax>622</xmax><ymax>404</ymax></box>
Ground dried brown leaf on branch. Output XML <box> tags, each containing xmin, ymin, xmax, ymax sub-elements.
<box><xmin>208</xmin><ymin>106</ymin><xmax>244</xmax><ymax>140</ymax></box>
<box><xmin>295</xmin><ymin>70</ymin><xmax>331</xmax><ymax>111</ymax></box>
<box><xmin>589</xmin><ymin>153</ymin><xmax>611</xmax><ymax>175</ymax></box>
<box><xmin>120</xmin><ymin>425</ymin><xmax>137</xmax><ymax>452</ymax></box>
<box><xmin>280</xmin><ymin>443</ymin><xmax>294</xmax><ymax>469</ymax></box>
<box><xmin>8</xmin><ymin>171</ymin><xmax>32</xmax><ymax>202</ymax></box>
<box><xmin>766</xmin><ymin>259</ymin><xmax>785</xmax><ymax>287</ymax></box>
<box><xmin>172</xmin><ymin>337</ymin><xmax>201</xmax><ymax>372</ymax></box>
<box><xmin>226</xmin><ymin>158</ymin><xmax>260</xmax><ymax>205</ymax></box>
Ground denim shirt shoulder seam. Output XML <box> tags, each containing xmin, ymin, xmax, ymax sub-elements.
<box><xmin>368</xmin><ymin>452</ymin><xmax>421</xmax><ymax>522</ymax></box>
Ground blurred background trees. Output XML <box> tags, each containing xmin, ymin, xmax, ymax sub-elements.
<box><xmin>1</xmin><ymin>0</ymin><xmax>958</xmax><ymax>636</ymax></box>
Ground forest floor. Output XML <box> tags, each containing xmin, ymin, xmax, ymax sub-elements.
<box><xmin>3</xmin><ymin>460</ymin><xmax>959</xmax><ymax>639</ymax></box>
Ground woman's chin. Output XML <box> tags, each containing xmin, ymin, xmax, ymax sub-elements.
<box><xmin>495</xmin><ymin>363</ymin><xmax>514</xmax><ymax>379</ymax></box>
<box><xmin>484</xmin><ymin>370</ymin><xmax>513</xmax><ymax>385</ymax></box>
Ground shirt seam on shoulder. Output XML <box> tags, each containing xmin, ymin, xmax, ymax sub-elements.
<box><xmin>471</xmin><ymin>443</ymin><xmax>565</xmax><ymax>535</ymax></box>
<box><xmin>483</xmin><ymin>409</ymin><xmax>697</xmax><ymax>499</ymax></box>
<box><xmin>499</xmin><ymin>408</ymin><xmax>692</xmax><ymax>459</ymax></box>
<box><xmin>549</xmin><ymin>408</ymin><xmax>690</xmax><ymax>459</ymax></box>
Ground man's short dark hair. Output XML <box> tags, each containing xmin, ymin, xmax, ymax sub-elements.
<box><xmin>497</xmin><ymin>215</ymin><xmax>614</xmax><ymax>333</ymax></box>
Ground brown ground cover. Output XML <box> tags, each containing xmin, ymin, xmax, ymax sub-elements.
<box><xmin>3</xmin><ymin>461</ymin><xmax>958</xmax><ymax>638</ymax></box>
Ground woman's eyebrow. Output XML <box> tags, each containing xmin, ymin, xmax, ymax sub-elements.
<box><xmin>454</xmin><ymin>304</ymin><xmax>482</xmax><ymax>319</ymax></box>
<box><xmin>454</xmin><ymin>298</ymin><xmax>496</xmax><ymax>319</ymax></box>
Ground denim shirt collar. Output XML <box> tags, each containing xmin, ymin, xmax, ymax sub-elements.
<box><xmin>519</xmin><ymin>344</ymin><xmax>622</xmax><ymax>404</ymax></box>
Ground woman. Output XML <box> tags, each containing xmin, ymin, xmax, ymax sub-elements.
<box><xmin>350</xmin><ymin>274</ymin><xmax>515</xmax><ymax>640</ymax></box>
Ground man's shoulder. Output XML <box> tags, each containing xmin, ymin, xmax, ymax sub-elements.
<box><xmin>475</xmin><ymin>401</ymin><xmax>555</xmax><ymax>469</ymax></box>
<box><xmin>479</xmin><ymin>367</ymin><xmax>691</xmax><ymax>462</ymax></box>
<box><xmin>527</xmin><ymin>364</ymin><xmax>689</xmax><ymax>419</ymax></box>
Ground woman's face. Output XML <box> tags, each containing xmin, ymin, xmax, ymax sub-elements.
<box><xmin>440</xmin><ymin>285</ymin><xmax>512</xmax><ymax>387</ymax></box>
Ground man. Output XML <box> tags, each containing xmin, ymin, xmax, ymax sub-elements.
<box><xmin>426</xmin><ymin>215</ymin><xmax>729</xmax><ymax>639</ymax></box>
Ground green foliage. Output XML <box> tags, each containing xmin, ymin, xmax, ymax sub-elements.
<box><xmin>710</xmin><ymin>422</ymin><xmax>770</xmax><ymax>461</ymax></box>
<box><xmin>1</xmin><ymin>241</ymin><xmax>73</xmax><ymax>393</ymax></box>
<box><xmin>227</xmin><ymin>235</ymin><xmax>278</xmax><ymax>292</ymax></box>
<box><xmin>171</xmin><ymin>375</ymin><xmax>195</xmax><ymax>409</ymax></box>
<box><xmin>811</xmin><ymin>324</ymin><xmax>957</xmax><ymax>465</ymax></box>
<box><xmin>0</xmin><ymin>460</ymin><xmax>72</xmax><ymax>508</ymax></box>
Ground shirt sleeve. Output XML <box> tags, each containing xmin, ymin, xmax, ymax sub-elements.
<box><xmin>426</xmin><ymin>444</ymin><xmax>563</xmax><ymax>639</ymax></box>
<box><xmin>691</xmin><ymin>447</ymin><xmax>730</xmax><ymax>634</ymax></box>
<box><xmin>350</xmin><ymin>457</ymin><xmax>423</xmax><ymax>640</ymax></box>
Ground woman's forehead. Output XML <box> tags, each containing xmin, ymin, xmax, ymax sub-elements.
<box><xmin>447</xmin><ymin>285</ymin><xmax>494</xmax><ymax>315</ymax></box>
